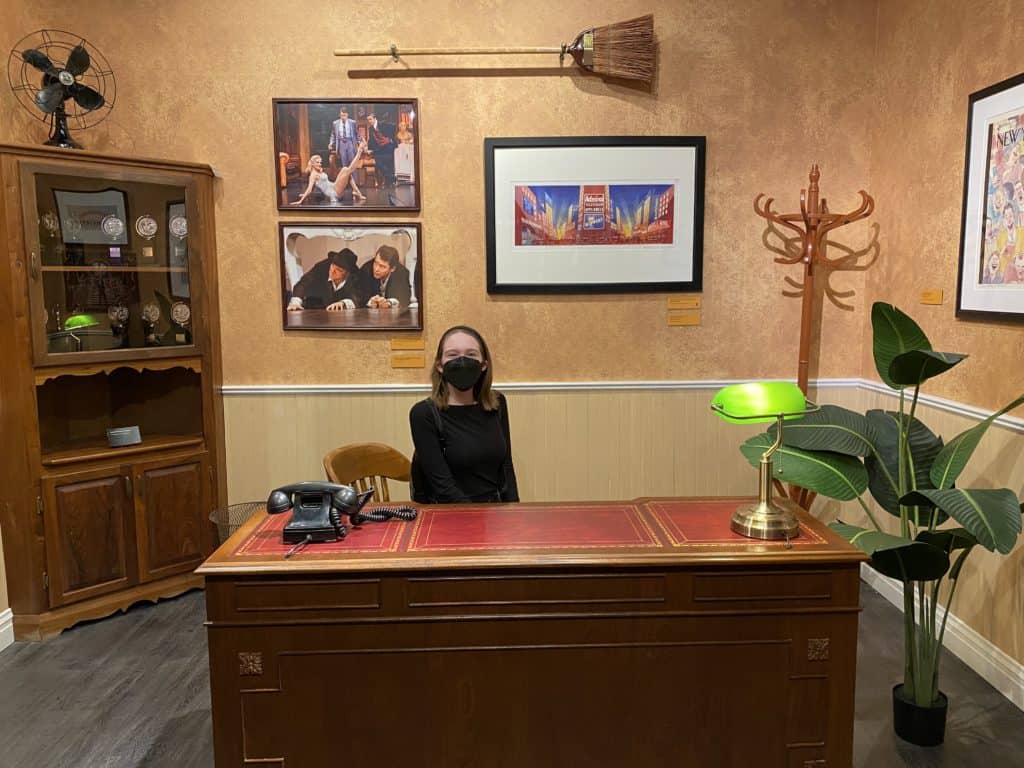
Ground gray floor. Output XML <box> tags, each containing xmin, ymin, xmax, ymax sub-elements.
<box><xmin>0</xmin><ymin>584</ymin><xmax>1021</xmax><ymax>767</ymax></box>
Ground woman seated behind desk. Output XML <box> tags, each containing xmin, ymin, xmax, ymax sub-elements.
<box><xmin>409</xmin><ymin>326</ymin><xmax>519</xmax><ymax>504</ymax></box>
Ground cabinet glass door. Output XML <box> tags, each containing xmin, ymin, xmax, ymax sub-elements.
<box><xmin>25</xmin><ymin>164</ymin><xmax>200</xmax><ymax>363</ymax></box>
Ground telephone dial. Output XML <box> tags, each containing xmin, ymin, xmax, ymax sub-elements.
<box><xmin>267</xmin><ymin>482</ymin><xmax>417</xmax><ymax>545</ymax></box>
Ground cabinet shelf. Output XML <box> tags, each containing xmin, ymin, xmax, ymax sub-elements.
<box><xmin>41</xmin><ymin>434</ymin><xmax>204</xmax><ymax>468</ymax></box>
<box><xmin>35</xmin><ymin>356</ymin><xmax>202</xmax><ymax>385</ymax></box>
<box><xmin>40</xmin><ymin>265</ymin><xmax>189</xmax><ymax>273</ymax></box>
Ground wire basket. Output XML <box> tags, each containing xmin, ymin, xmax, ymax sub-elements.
<box><xmin>209</xmin><ymin>501</ymin><xmax>265</xmax><ymax>544</ymax></box>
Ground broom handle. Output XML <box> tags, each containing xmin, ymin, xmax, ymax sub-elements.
<box><xmin>334</xmin><ymin>46</ymin><xmax>563</xmax><ymax>56</ymax></box>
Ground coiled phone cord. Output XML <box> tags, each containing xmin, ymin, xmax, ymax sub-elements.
<box><xmin>350</xmin><ymin>505</ymin><xmax>418</xmax><ymax>525</ymax></box>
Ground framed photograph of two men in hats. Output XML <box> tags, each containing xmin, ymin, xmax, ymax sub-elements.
<box><xmin>273</xmin><ymin>98</ymin><xmax>420</xmax><ymax>211</ymax></box>
<box><xmin>279</xmin><ymin>223</ymin><xmax>423</xmax><ymax>330</ymax></box>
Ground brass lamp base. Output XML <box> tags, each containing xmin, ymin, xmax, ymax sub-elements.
<box><xmin>730</xmin><ymin>496</ymin><xmax>801</xmax><ymax>540</ymax></box>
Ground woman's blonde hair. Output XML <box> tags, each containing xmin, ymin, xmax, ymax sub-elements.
<box><xmin>304</xmin><ymin>154</ymin><xmax>322</xmax><ymax>174</ymax></box>
<box><xmin>429</xmin><ymin>325</ymin><xmax>498</xmax><ymax>411</ymax></box>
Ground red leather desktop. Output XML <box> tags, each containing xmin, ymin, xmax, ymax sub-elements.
<box><xmin>199</xmin><ymin>497</ymin><xmax>865</xmax><ymax>767</ymax></box>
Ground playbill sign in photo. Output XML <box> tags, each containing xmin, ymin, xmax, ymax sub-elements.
<box><xmin>957</xmin><ymin>71</ymin><xmax>1024</xmax><ymax>320</ymax></box>
<box><xmin>485</xmin><ymin>136</ymin><xmax>705</xmax><ymax>294</ymax></box>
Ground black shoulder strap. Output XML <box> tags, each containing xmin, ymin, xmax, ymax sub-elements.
<box><xmin>426</xmin><ymin>398</ymin><xmax>445</xmax><ymax>451</ymax></box>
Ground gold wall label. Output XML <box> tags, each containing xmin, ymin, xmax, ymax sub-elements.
<box><xmin>920</xmin><ymin>289</ymin><xmax>943</xmax><ymax>305</ymax></box>
<box><xmin>391</xmin><ymin>352</ymin><xmax>425</xmax><ymax>368</ymax></box>
<box><xmin>668</xmin><ymin>310</ymin><xmax>701</xmax><ymax>326</ymax></box>
<box><xmin>391</xmin><ymin>337</ymin><xmax>425</xmax><ymax>351</ymax></box>
<box><xmin>667</xmin><ymin>296</ymin><xmax>701</xmax><ymax>310</ymax></box>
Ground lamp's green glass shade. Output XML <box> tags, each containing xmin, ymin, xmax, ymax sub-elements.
<box><xmin>63</xmin><ymin>313</ymin><xmax>101</xmax><ymax>330</ymax></box>
<box><xmin>711</xmin><ymin>381</ymin><xmax>807</xmax><ymax>424</ymax></box>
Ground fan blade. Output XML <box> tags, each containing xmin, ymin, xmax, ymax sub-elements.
<box><xmin>65</xmin><ymin>44</ymin><xmax>91</xmax><ymax>76</ymax></box>
<box><xmin>70</xmin><ymin>83</ymin><xmax>105</xmax><ymax>111</ymax></box>
<box><xmin>22</xmin><ymin>49</ymin><xmax>56</xmax><ymax>74</ymax></box>
<box><xmin>34</xmin><ymin>82</ymin><xmax>66</xmax><ymax>113</ymax></box>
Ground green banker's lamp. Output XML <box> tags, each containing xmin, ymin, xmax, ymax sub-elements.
<box><xmin>710</xmin><ymin>381</ymin><xmax>819</xmax><ymax>541</ymax></box>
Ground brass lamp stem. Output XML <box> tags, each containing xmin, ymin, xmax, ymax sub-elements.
<box><xmin>731</xmin><ymin>414</ymin><xmax>800</xmax><ymax>540</ymax></box>
<box><xmin>757</xmin><ymin>414</ymin><xmax>786</xmax><ymax>508</ymax></box>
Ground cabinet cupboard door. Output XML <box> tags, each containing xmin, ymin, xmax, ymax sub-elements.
<box><xmin>133</xmin><ymin>452</ymin><xmax>211</xmax><ymax>581</ymax></box>
<box><xmin>42</xmin><ymin>467</ymin><xmax>137</xmax><ymax>608</ymax></box>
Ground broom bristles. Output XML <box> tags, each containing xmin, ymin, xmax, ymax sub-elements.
<box><xmin>591</xmin><ymin>14</ymin><xmax>655</xmax><ymax>83</ymax></box>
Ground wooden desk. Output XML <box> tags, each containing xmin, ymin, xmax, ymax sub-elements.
<box><xmin>198</xmin><ymin>498</ymin><xmax>866</xmax><ymax>767</ymax></box>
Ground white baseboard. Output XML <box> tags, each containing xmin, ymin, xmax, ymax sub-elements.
<box><xmin>860</xmin><ymin>564</ymin><xmax>1024</xmax><ymax>711</ymax></box>
<box><xmin>0</xmin><ymin>608</ymin><xmax>13</xmax><ymax>654</ymax></box>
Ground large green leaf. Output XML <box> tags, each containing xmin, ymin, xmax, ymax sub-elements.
<box><xmin>901</xmin><ymin>488</ymin><xmax>1023</xmax><ymax>554</ymax></box>
<box><xmin>872</xmin><ymin>303</ymin><xmax>931</xmax><ymax>390</ymax></box>
<box><xmin>888</xmin><ymin>349</ymin><xmax>967</xmax><ymax>387</ymax></box>
<box><xmin>864</xmin><ymin>410</ymin><xmax>946</xmax><ymax>524</ymax></box>
<box><xmin>767</xmin><ymin>404</ymin><xmax>874</xmax><ymax>457</ymax></box>
<box><xmin>930</xmin><ymin>393</ymin><xmax>1024</xmax><ymax>489</ymax></box>
<box><xmin>830</xmin><ymin>522</ymin><xmax>950</xmax><ymax>581</ymax></box>
<box><xmin>916</xmin><ymin>528</ymin><xmax>978</xmax><ymax>581</ymax></box>
<box><xmin>740</xmin><ymin>434</ymin><xmax>868</xmax><ymax>500</ymax></box>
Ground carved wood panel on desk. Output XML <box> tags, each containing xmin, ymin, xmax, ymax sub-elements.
<box><xmin>200</xmin><ymin>498</ymin><xmax>865</xmax><ymax>767</ymax></box>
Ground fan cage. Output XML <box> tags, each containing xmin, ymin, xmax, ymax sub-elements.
<box><xmin>7</xmin><ymin>28</ymin><xmax>116</xmax><ymax>129</ymax></box>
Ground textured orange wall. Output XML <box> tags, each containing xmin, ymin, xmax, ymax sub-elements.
<box><xmin>865</xmin><ymin>0</ymin><xmax>1024</xmax><ymax>409</ymax></box>
<box><xmin>0</xmin><ymin>0</ymin><xmax>879</xmax><ymax>386</ymax></box>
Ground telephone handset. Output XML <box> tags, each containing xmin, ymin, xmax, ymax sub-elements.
<box><xmin>266</xmin><ymin>481</ymin><xmax>417</xmax><ymax>546</ymax></box>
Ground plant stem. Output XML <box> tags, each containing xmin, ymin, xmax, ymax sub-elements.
<box><xmin>898</xmin><ymin>391</ymin><xmax>908</xmax><ymax>539</ymax></box>
<box><xmin>855</xmin><ymin>494</ymin><xmax>883</xmax><ymax>532</ymax></box>
<box><xmin>917</xmin><ymin>580</ymin><xmax>931</xmax><ymax>706</ymax></box>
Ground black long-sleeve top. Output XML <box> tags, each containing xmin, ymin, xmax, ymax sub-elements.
<box><xmin>409</xmin><ymin>393</ymin><xmax>520</xmax><ymax>503</ymax></box>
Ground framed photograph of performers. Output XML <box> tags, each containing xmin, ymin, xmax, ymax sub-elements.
<box><xmin>485</xmin><ymin>136</ymin><xmax>705</xmax><ymax>294</ymax></box>
<box><xmin>957</xmin><ymin>72</ymin><xmax>1024</xmax><ymax>320</ymax></box>
<box><xmin>279</xmin><ymin>223</ymin><xmax>423</xmax><ymax>331</ymax></box>
<box><xmin>273</xmin><ymin>98</ymin><xmax>420</xmax><ymax>211</ymax></box>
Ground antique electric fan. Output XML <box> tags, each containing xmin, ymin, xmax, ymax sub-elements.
<box><xmin>7</xmin><ymin>29</ymin><xmax>116</xmax><ymax>149</ymax></box>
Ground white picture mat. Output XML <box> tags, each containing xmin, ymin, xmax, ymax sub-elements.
<box><xmin>961</xmin><ymin>82</ymin><xmax>1024</xmax><ymax>313</ymax></box>
<box><xmin>492</xmin><ymin>146</ymin><xmax>698</xmax><ymax>285</ymax></box>
<box><xmin>54</xmin><ymin>188</ymin><xmax>128</xmax><ymax>246</ymax></box>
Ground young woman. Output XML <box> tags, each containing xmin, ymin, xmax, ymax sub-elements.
<box><xmin>409</xmin><ymin>326</ymin><xmax>519</xmax><ymax>504</ymax></box>
<box><xmin>290</xmin><ymin>141</ymin><xmax>367</xmax><ymax>205</ymax></box>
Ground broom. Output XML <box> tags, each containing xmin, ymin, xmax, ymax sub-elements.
<box><xmin>333</xmin><ymin>14</ymin><xmax>655</xmax><ymax>85</ymax></box>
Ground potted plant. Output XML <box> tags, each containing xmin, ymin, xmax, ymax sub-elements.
<box><xmin>736</xmin><ymin>302</ymin><xmax>1023</xmax><ymax>746</ymax></box>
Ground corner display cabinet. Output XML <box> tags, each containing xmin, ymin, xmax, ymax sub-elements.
<box><xmin>0</xmin><ymin>144</ymin><xmax>226</xmax><ymax>640</ymax></box>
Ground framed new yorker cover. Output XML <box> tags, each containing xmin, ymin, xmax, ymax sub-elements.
<box><xmin>485</xmin><ymin>136</ymin><xmax>705</xmax><ymax>294</ymax></box>
<box><xmin>279</xmin><ymin>223</ymin><xmax>423</xmax><ymax>331</ymax></box>
<box><xmin>957</xmin><ymin>71</ymin><xmax>1024</xmax><ymax>320</ymax></box>
<box><xmin>273</xmin><ymin>98</ymin><xmax>420</xmax><ymax>211</ymax></box>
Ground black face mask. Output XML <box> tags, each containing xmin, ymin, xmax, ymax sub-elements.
<box><xmin>442</xmin><ymin>357</ymin><xmax>483</xmax><ymax>392</ymax></box>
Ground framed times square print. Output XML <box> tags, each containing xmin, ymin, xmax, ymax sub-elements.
<box><xmin>485</xmin><ymin>136</ymin><xmax>705</xmax><ymax>294</ymax></box>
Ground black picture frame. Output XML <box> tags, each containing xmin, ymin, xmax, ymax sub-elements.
<box><xmin>279</xmin><ymin>222</ymin><xmax>423</xmax><ymax>331</ymax></box>
<box><xmin>956</xmin><ymin>71</ymin><xmax>1024</xmax><ymax>321</ymax></box>
<box><xmin>485</xmin><ymin>136</ymin><xmax>705</xmax><ymax>294</ymax></box>
<box><xmin>273</xmin><ymin>98</ymin><xmax>421</xmax><ymax>212</ymax></box>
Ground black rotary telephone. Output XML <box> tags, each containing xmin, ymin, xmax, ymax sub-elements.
<box><xmin>267</xmin><ymin>482</ymin><xmax>416</xmax><ymax>546</ymax></box>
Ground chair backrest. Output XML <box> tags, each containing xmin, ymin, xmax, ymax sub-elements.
<box><xmin>323</xmin><ymin>442</ymin><xmax>411</xmax><ymax>503</ymax></box>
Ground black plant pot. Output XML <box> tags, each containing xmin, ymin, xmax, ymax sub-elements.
<box><xmin>892</xmin><ymin>684</ymin><xmax>948</xmax><ymax>746</ymax></box>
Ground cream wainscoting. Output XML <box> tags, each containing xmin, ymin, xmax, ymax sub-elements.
<box><xmin>222</xmin><ymin>379</ymin><xmax>1024</xmax><ymax>709</ymax></box>
<box><xmin>222</xmin><ymin>381</ymin><xmax>860</xmax><ymax>505</ymax></box>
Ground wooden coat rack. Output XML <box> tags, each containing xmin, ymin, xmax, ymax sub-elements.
<box><xmin>754</xmin><ymin>166</ymin><xmax>874</xmax><ymax>394</ymax></box>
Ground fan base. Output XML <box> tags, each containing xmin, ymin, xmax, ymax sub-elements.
<box><xmin>45</xmin><ymin>109</ymin><xmax>82</xmax><ymax>150</ymax></box>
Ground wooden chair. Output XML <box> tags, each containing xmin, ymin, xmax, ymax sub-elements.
<box><xmin>323</xmin><ymin>442</ymin><xmax>411</xmax><ymax>502</ymax></box>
